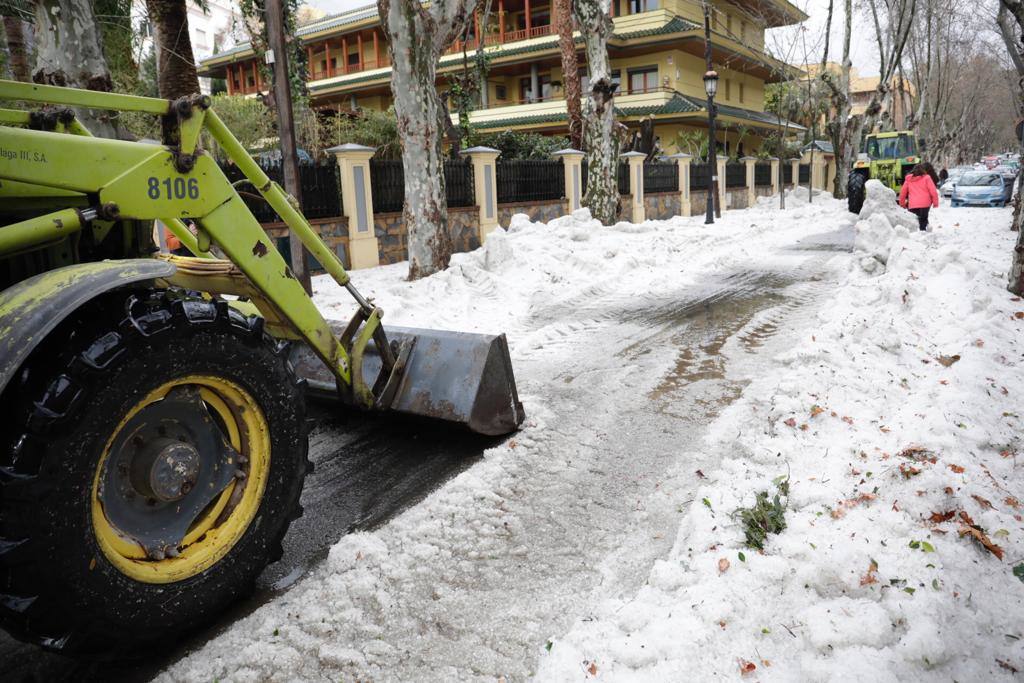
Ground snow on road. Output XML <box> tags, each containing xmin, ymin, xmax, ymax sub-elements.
<box><xmin>538</xmin><ymin>182</ymin><xmax>1024</xmax><ymax>682</ymax></box>
<box><xmin>161</xmin><ymin>185</ymin><xmax>1021</xmax><ymax>682</ymax></box>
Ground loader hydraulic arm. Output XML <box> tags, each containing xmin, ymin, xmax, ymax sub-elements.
<box><xmin>0</xmin><ymin>79</ymin><xmax>393</xmax><ymax>406</ymax></box>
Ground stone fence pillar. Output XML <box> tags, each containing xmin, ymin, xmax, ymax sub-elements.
<box><xmin>742</xmin><ymin>156</ymin><xmax>757</xmax><ymax>208</ymax></box>
<box><xmin>669</xmin><ymin>152</ymin><xmax>692</xmax><ymax>216</ymax></box>
<box><xmin>812</xmin><ymin>154</ymin><xmax>827</xmax><ymax>191</ymax></box>
<box><xmin>769</xmin><ymin>157</ymin><xmax>780</xmax><ymax>195</ymax></box>
<box><xmin>328</xmin><ymin>143</ymin><xmax>379</xmax><ymax>270</ymax></box>
<box><xmin>552</xmin><ymin>148</ymin><xmax>585</xmax><ymax>213</ymax></box>
<box><xmin>460</xmin><ymin>146</ymin><xmax>501</xmax><ymax>243</ymax></box>
<box><xmin>620</xmin><ymin>151</ymin><xmax>646</xmax><ymax>223</ymax></box>
<box><xmin>790</xmin><ymin>158</ymin><xmax>800</xmax><ymax>190</ymax></box>
<box><xmin>716</xmin><ymin>157</ymin><xmax>727</xmax><ymax>211</ymax></box>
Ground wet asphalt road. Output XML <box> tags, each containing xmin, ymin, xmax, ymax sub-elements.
<box><xmin>0</xmin><ymin>227</ymin><xmax>853</xmax><ymax>681</ymax></box>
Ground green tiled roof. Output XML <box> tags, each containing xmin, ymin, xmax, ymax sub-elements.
<box><xmin>613</xmin><ymin>16</ymin><xmax>699</xmax><ymax>39</ymax></box>
<box><xmin>714</xmin><ymin>102</ymin><xmax>806</xmax><ymax>130</ymax></box>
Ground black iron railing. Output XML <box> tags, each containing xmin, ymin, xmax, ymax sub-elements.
<box><xmin>726</xmin><ymin>162</ymin><xmax>747</xmax><ymax>188</ymax></box>
<box><xmin>444</xmin><ymin>159</ymin><xmax>475</xmax><ymax>208</ymax></box>
<box><xmin>690</xmin><ymin>162</ymin><xmax>710</xmax><ymax>191</ymax></box>
<box><xmin>643</xmin><ymin>162</ymin><xmax>678</xmax><ymax>194</ymax></box>
<box><xmin>496</xmin><ymin>159</ymin><xmax>564</xmax><ymax>203</ymax></box>
<box><xmin>755</xmin><ymin>162</ymin><xmax>772</xmax><ymax>187</ymax></box>
<box><xmin>369</xmin><ymin>159</ymin><xmax>404</xmax><ymax>213</ymax></box>
<box><xmin>219</xmin><ymin>160</ymin><xmax>342</xmax><ymax>222</ymax></box>
<box><xmin>617</xmin><ymin>162</ymin><xmax>630</xmax><ymax>195</ymax></box>
<box><xmin>799</xmin><ymin>164</ymin><xmax>810</xmax><ymax>183</ymax></box>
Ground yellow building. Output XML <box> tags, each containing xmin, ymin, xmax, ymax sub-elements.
<box><xmin>199</xmin><ymin>0</ymin><xmax>806</xmax><ymax>155</ymax></box>
<box><xmin>804</xmin><ymin>62</ymin><xmax>915</xmax><ymax>129</ymax></box>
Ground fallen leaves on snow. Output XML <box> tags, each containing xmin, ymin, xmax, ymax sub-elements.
<box><xmin>957</xmin><ymin>511</ymin><xmax>1004</xmax><ymax>560</ymax></box>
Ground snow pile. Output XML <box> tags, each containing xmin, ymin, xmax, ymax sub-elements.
<box><xmin>536</xmin><ymin>206</ymin><xmax>1024</xmax><ymax>681</ymax></box>
<box><xmin>854</xmin><ymin>179</ymin><xmax>917</xmax><ymax>273</ymax></box>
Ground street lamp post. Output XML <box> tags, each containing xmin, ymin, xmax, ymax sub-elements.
<box><xmin>703</xmin><ymin>69</ymin><xmax>719</xmax><ymax>225</ymax></box>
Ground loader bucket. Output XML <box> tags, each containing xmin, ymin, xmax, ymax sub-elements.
<box><xmin>290</xmin><ymin>324</ymin><xmax>525</xmax><ymax>436</ymax></box>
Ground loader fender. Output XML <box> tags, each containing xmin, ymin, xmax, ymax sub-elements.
<box><xmin>0</xmin><ymin>259</ymin><xmax>176</xmax><ymax>395</ymax></box>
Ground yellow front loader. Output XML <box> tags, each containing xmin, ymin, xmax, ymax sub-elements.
<box><xmin>0</xmin><ymin>80</ymin><xmax>523</xmax><ymax>657</ymax></box>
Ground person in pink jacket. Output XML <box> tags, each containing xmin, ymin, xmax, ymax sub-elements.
<box><xmin>899</xmin><ymin>164</ymin><xmax>940</xmax><ymax>231</ymax></box>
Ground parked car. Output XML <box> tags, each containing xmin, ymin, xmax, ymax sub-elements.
<box><xmin>950</xmin><ymin>172</ymin><xmax>1012</xmax><ymax>207</ymax></box>
<box><xmin>939</xmin><ymin>168</ymin><xmax>968</xmax><ymax>197</ymax></box>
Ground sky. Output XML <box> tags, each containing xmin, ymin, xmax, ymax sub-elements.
<box><xmin>303</xmin><ymin>0</ymin><xmax>883</xmax><ymax>76</ymax></box>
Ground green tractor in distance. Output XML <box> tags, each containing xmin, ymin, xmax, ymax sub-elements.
<box><xmin>847</xmin><ymin>130</ymin><xmax>922</xmax><ymax>214</ymax></box>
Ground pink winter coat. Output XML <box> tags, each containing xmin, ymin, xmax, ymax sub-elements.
<box><xmin>899</xmin><ymin>174</ymin><xmax>939</xmax><ymax>209</ymax></box>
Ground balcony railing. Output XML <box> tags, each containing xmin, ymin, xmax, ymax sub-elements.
<box><xmin>470</xmin><ymin>85</ymin><xmax>677</xmax><ymax>112</ymax></box>
<box><xmin>445</xmin><ymin>23</ymin><xmax>554</xmax><ymax>55</ymax></box>
<box><xmin>308</xmin><ymin>57</ymin><xmax>392</xmax><ymax>81</ymax></box>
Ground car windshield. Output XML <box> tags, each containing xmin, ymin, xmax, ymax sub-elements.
<box><xmin>958</xmin><ymin>173</ymin><xmax>1001</xmax><ymax>187</ymax></box>
<box><xmin>862</xmin><ymin>133</ymin><xmax>917</xmax><ymax>159</ymax></box>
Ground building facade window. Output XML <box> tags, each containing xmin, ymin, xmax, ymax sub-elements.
<box><xmin>628</xmin><ymin>0</ymin><xmax>658</xmax><ymax>13</ymax></box>
<box><xmin>628</xmin><ymin>66</ymin><xmax>658</xmax><ymax>94</ymax></box>
<box><xmin>495</xmin><ymin>84</ymin><xmax>507</xmax><ymax>100</ymax></box>
<box><xmin>739</xmin><ymin>82</ymin><xmax>745</xmax><ymax>103</ymax></box>
<box><xmin>725</xmin><ymin>78</ymin><xmax>731</xmax><ymax>100</ymax></box>
<box><xmin>519</xmin><ymin>74</ymin><xmax>551</xmax><ymax>102</ymax></box>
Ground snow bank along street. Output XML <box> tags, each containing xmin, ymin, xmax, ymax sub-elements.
<box><xmin>163</xmin><ymin>183</ymin><xmax>1023</xmax><ymax>681</ymax></box>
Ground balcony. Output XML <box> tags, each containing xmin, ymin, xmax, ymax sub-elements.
<box><xmin>464</xmin><ymin>86</ymin><xmax>682</xmax><ymax>128</ymax></box>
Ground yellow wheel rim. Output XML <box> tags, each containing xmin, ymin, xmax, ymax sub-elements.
<box><xmin>91</xmin><ymin>375</ymin><xmax>271</xmax><ymax>584</ymax></box>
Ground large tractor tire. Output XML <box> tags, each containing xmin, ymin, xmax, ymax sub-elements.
<box><xmin>0</xmin><ymin>289</ymin><xmax>308</xmax><ymax>657</ymax></box>
<box><xmin>847</xmin><ymin>172</ymin><xmax>867</xmax><ymax>215</ymax></box>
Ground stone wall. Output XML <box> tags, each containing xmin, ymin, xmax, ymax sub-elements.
<box><xmin>261</xmin><ymin>216</ymin><xmax>350</xmax><ymax>270</ymax></box>
<box><xmin>497</xmin><ymin>199</ymin><xmax>567</xmax><ymax>228</ymax></box>
<box><xmin>618</xmin><ymin>195</ymin><xmax>633</xmax><ymax>224</ymax></box>
<box><xmin>643</xmin><ymin>192</ymin><xmax>681</xmax><ymax>221</ymax></box>
<box><xmin>690</xmin><ymin>189</ymin><xmax>709</xmax><ymax>216</ymax></box>
<box><xmin>374</xmin><ymin>206</ymin><xmax>480</xmax><ymax>265</ymax></box>
<box><xmin>724</xmin><ymin>188</ymin><xmax>749</xmax><ymax>210</ymax></box>
<box><xmin>755</xmin><ymin>185</ymin><xmax>774</xmax><ymax>198</ymax></box>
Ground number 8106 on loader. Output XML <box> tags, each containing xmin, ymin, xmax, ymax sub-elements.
<box><xmin>0</xmin><ymin>80</ymin><xmax>524</xmax><ymax>657</ymax></box>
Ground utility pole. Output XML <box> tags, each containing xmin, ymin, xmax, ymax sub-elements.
<box><xmin>265</xmin><ymin>0</ymin><xmax>311</xmax><ymax>293</ymax></box>
<box><xmin>702</xmin><ymin>1</ymin><xmax>721</xmax><ymax>223</ymax></box>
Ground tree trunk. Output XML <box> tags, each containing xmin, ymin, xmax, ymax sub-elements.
<box><xmin>147</xmin><ymin>0</ymin><xmax>200</xmax><ymax>100</ymax></box>
<box><xmin>32</xmin><ymin>0</ymin><xmax>119</xmax><ymax>137</ymax></box>
<box><xmin>999</xmin><ymin>0</ymin><xmax>1024</xmax><ymax>293</ymax></box>
<box><xmin>3</xmin><ymin>16</ymin><xmax>33</xmax><ymax>82</ymax></box>
<box><xmin>554</xmin><ymin>0</ymin><xmax>582</xmax><ymax>150</ymax></box>
<box><xmin>380</xmin><ymin>0</ymin><xmax>479</xmax><ymax>279</ymax></box>
<box><xmin>575</xmin><ymin>0</ymin><xmax>620</xmax><ymax>225</ymax></box>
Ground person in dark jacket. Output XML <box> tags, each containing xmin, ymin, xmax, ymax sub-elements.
<box><xmin>939</xmin><ymin>167</ymin><xmax>949</xmax><ymax>183</ymax></box>
<box><xmin>922</xmin><ymin>161</ymin><xmax>941</xmax><ymax>187</ymax></box>
<box><xmin>899</xmin><ymin>164</ymin><xmax>940</xmax><ymax>231</ymax></box>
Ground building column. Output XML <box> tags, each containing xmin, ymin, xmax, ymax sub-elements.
<box><xmin>530</xmin><ymin>63</ymin><xmax>540</xmax><ymax>103</ymax></box>
<box><xmin>769</xmin><ymin>156</ymin><xmax>780</xmax><ymax>195</ymax></box>
<box><xmin>717</xmin><ymin>157</ymin><xmax>727</xmax><ymax>210</ymax></box>
<box><xmin>525</xmin><ymin>0</ymin><xmax>532</xmax><ymax>34</ymax></box>
<box><xmin>327</xmin><ymin>143</ymin><xmax>380</xmax><ymax>270</ymax></box>
<box><xmin>669</xmin><ymin>152</ymin><xmax>692</xmax><ymax>216</ymax></box>
<box><xmin>621</xmin><ymin>151</ymin><xmax>646</xmax><ymax>223</ymax></box>
<box><xmin>553</xmin><ymin>148</ymin><xmax>585</xmax><ymax>212</ymax></box>
<box><xmin>461</xmin><ymin>146</ymin><xmax>502</xmax><ymax>243</ymax></box>
<box><xmin>741</xmin><ymin>156</ymin><xmax>757</xmax><ymax>208</ymax></box>
<box><xmin>790</xmin><ymin>158</ymin><xmax>800</xmax><ymax>190</ymax></box>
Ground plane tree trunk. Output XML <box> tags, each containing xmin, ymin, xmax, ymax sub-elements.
<box><xmin>554</xmin><ymin>0</ymin><xmax>582</xmax><ymax>150</ymax></box>
<box><xmin>379</xmin><ymin>0</ymin><xmax>481</xmax><ymax>279</ymax></box>
<box><xmin>575</xmin><ymin>0</ymin><xmax>621</xmax><ymax>225</ymax></box>
<box><xmin>998</xmin><ymin>0</ymin><xmax>1024</xmax><ymax>293</ymax></box>
<box><xmin>32</xmin><ymin>0</ymin><xmax>119</xmax><ymax>137</ymax></box>
<box><xmin>3</xmin><ymin>15</ymin><xmax>33</xmax><ymax>82</ymax></box>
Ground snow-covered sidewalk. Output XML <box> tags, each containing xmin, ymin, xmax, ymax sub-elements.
<box><xmin>538</xmin><ymin>183</ymin><xmax>1024</xmax><ymax>681</ymax></box>
<box><xmin>161</xmin><ymin>185</ymin><xmax>1023</xmax><ymax>682</ymax></box>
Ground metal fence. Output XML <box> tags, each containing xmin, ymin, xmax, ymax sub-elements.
<box><xmin>725</xmin><ymin>162</ymin><xmax>747</xmax><ymax>188</ymax></box>
<box><xmin>690</xmin><ymin>162</ymin><xmax>711</xmax><ymax>191</ymax></box>
<box><xmin>783</xmin><ymin>162</ymin><xmax>793</xmax><ymax>184</ymax></box>
<box><xmin>369</xmin><ymin>159</ymin><xmax>477</xmax><ymax>213</ymax></box>
<box><xmin>496</xmin><ymin>159</ymin><xmax>564</xmax><ymax>203</ymax></box>
<box><xmin>799</xmin><ymin>164</ymin><xmax>810</xmax><ymax>183</ymax></box>
<box><xmin>617</xmin><ymin>162</ymin><xmax>630</xmax><ymax>195</ymax></box>
<box><xmin>643</xmin><ymin>162</ymin><xmax>678</xmax><ymax>194</ymax></box>
<box><xmin>219</xmin><ymin>160</ymin><xmax>342</xmax><ymax>222</ymax></box>
<box><xmin>754</xmin><ymin>162</ymin><xmax>772</xmax><ymax>187</ymax></box>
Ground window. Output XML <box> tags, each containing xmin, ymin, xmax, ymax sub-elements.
<box><xmin>348</xmin><ymin>50</ymin><xmax>360</xmax><ymax>66</ymax></box>
<box><xmin>628</xmin><ymin>67</ymin><xmax>658</xmax><ymax>94</ymax></box>
<box><xmin>741</xmin><ymin>21</ymin><xmax>747</xmax><ymax>42</ymax></box>
<box><xmin>195</xmin><ymin>29</ymin><xmax>207</xmax><ymax>49</ymax></box>
<box><xmin>519</xmin><ymin>74</ymin><xmax>552</xmax><ymax>102</ymax></box>
<box><xmin>628</xmin><ymin>0</ymin><xmax>657</xmax><ymax>12</ymax></box>
<box><xmin>495</xmin><ymin>84</ymin><xmax>507</xmax><ymax>100</ymax></box>
<box><xmin>726</xmin><ymin>13</ymin><xmax>732</xmax><ymax>35</ymax></box>
<box><xmin>725</xmin><ymin>78</ymin><xmax>731</xmax><ymax>100</ymax></box>
<box><xmin>739</xmin><ymin>82</ymin><xmax>745</xmax><ymax>104</ymax></box>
